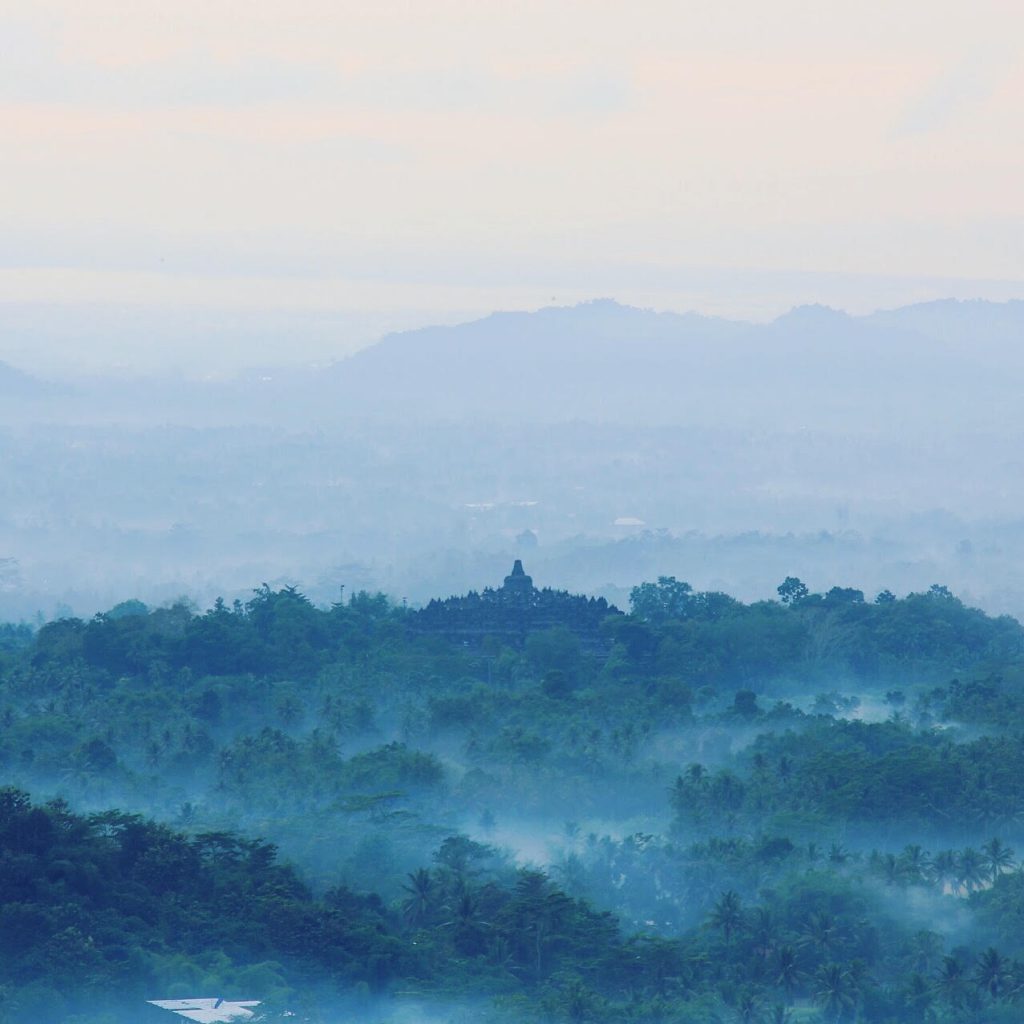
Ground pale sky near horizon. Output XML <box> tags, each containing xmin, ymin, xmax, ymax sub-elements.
<box><xmin>1</xmin><ymin>0</ymin><xmax>1023</xmax><ymax>371</ymax></box>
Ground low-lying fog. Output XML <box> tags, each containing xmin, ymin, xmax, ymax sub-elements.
<box><xmin>6</xmin><ymin>297</ymin><xmax>1024</xmax><ymax>624</ymax></box>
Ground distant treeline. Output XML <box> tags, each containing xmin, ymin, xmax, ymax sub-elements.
<box><xmin>14</xmin><ymin>574</ymin><xmax>1023</xmax><ymax>686</ymax></box>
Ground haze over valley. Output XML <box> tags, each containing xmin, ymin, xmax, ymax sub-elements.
<box><xmin>3</xmin><ymin>298</ymin><xmax>1024</xmax><ymax>622</ymax></box>
<box><xmin>5</xmin><ymin>1</ymin><xmax>1024</xmax><ymax>1021</ymax></box>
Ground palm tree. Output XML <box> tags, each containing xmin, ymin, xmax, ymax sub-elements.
<box><xmin>930</xmin><ymin>849</ymin><xmax>958</xmax><ymax>893</ymax></box>
<box><xmin>828</xmin><ymin>843</ymin><xmax>850</xmax><ymax>865</ymax></box>
<box><xmin>935</xmin><ymin>954</ymin><xmax>967</xmax><ymax>1010</ymax></box>
<box><xmin>878</xmin><ymin>852</ymin><xmax>905</xmax><ymax>886</ymax></box>
<box><xmin>711</xmin><ymin>771</ymin><xmax>746</xmax><ymax>819</ymax></box>
<box><xmin>903</xmin><ymin>929</ymin><xmax>943</xmax><ymax>974</ymax></box>
<box><xmin>509</xmin><ymin>869</ymin><xmax>572</xmax><ymax>980</ymax></box>
<box><xmin>774</xmin><ymin>945</ymin><xmax>804</xmax><ymax>1004</ymax></box>
<box><xmin>814</xmin><ymin>963</ymin><xmax>856</xmax><ymax>1024</ymax></box>
<box><xmin>709</xmin><ymin>890</ymin><xmax>744</xmax><ymax>945</ymax></box>
<box><xmin>956</xmin><ymin>847</ymin><xmax>988</xmax><ymax>893</ymax></box>
<box><xmin>815</xmin><ymin>962</ymin><xmax>856</xmax><ymax>1019</ymax></box>
<box><xmin>903</xmin><ymin>973</ymin><xmax>934</xmax><ymax>1019</ymax></box>
<box><xmin>445</xmin><ymin>886</ymin><xmax>480</xmax><ymax>928</ymax></box>
<box><xmin>982</xmin><ymin>837</ymin><xmax>1015</xmax><ymax>878</ymax></box>
<box><xmin>800</xmin><ymin>911</ymin><xmax>839</xmax><ymax>959</ymax></box>
<box><xmin>898</xmin><ymin>844</ymin><xmax>931</xmax><ymax>883</ymax></box>
<box><xmin>401</xmin><ymin>867</ymin><xmax>435</xmax><ymax>927</ymax></box>
<box><xmin>974</xmin><ymin>947</ymin><xmax>1007</xmax><ymax>1002</ymax></box>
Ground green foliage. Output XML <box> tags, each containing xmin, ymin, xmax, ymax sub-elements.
<box><xmin>777</xmin><ymin>577</ymin><xmax>809</xmax><ymax>605</ymax></box>
<box><xmin>629</xmin><ymin>577</ymin><xmax>694</xmax><ymax>624</ymax></box>
<box><xmin>0</xmin><ymin>789</ymin><xmax>401</xmax><ymax>1010</ymax></box>
<box><xmin>2</xmin><ymin>575</ymin><xmax>1024</xmax><ymax>1022</ymax></box>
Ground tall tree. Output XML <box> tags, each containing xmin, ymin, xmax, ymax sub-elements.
<box><xmin>708</xmin><ymin>890</ymin><xmax>743</xmax><ymax>945</ymax></box>
<box><xmin>814</xmin><ymin>963</ymin><xmax>856</xmax><ymax>1024</ymax></box>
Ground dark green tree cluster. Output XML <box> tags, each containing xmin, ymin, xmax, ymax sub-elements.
<box><xmin>0</xmin><ymin>787</ymin><xmax>400</xmax><ymax>1020</ymax></box>
<box><xmin>670</xmin><ymin>718</ymin><xmax>1024</xmax><ymax>837</ymax></box>
<box><xmin>2</xmin><ymin>575</ymin><xmax>1024</xmax><ymax>1022</ymax></box>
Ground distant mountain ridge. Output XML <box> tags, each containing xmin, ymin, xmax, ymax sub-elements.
<box><xmin>322</xmin><ymin>297</ymin><xmax>1024</xmax><ymax>427</ymax></box>
<box><xmin>4</xmin><ymin>296</ymin><xmax>1023</xmax><ymax>431</ymax></box>
<box><xmin>864</xmin><ymin>296</ymin><xmax>1024</xmax><ymax>341</ymax></box>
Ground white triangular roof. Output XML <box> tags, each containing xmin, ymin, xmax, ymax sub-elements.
<box><xmin>148</xmin><ymin>998</ymin><xmax>260</xmax><ymax>1022</ymax></box>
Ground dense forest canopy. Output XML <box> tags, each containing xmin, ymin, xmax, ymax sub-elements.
<box><xmin>2</xmin><ymin>567</ymin><xmax>1024</xmax><ymax>1022</ymax></box>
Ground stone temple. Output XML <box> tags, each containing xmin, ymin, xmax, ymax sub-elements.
<box><xmin>502</xmin><ymin>559</ymin><xmax>534</xmax><ymax>597</ymax></box>
<box><xmin>412</xmin><ymin>561</ymin><xmax>619</xmax><ymax>652</ymax></box>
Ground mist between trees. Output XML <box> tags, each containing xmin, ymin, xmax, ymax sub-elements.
<box><xmin>2</xmin><ymin>571</ymin><xmax>1024</xmax><ymax>1022</ymax></box>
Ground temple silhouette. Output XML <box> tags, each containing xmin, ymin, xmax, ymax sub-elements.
<box><xmin>412</xmin><ymin>561</ymin><xmax>619</xmax><ymax>651</ymax></box>
<box><xmin>503</xmin><ymin>558</ymin><xmax>534</xmax><ymax>596</ymax></box>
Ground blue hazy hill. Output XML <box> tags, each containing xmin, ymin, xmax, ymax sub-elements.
<box><xmin>324</xmin><ymin>298</ymin><xmax>1017</xmax><ymax>427</ymax></box>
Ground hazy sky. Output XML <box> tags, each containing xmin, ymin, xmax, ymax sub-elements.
<box><xmin>1</xmin><ymin>1</ymin><xmax>1023</xmax><ymax>371</ymax></box>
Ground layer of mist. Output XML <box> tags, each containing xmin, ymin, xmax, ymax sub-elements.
<box><xmin>4</xmin><ymin>298</ymin><xmax>1024</xmax><ymax>1024</ymax></box>
<box><xmin>3</xmin><ymin>573</ymin><xmax>1024</xmax><ymax>1023</ymax></box>
<box><xmin>4</xmin><ymin>299</ymin><xmax>1024</xmax><ymax>621</ymax></box>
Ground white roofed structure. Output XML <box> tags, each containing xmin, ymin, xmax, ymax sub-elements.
<box><xmin>147</xmin><ymin>998</ymin><xmax>261</xmax><ymax>1022</ymax></box>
